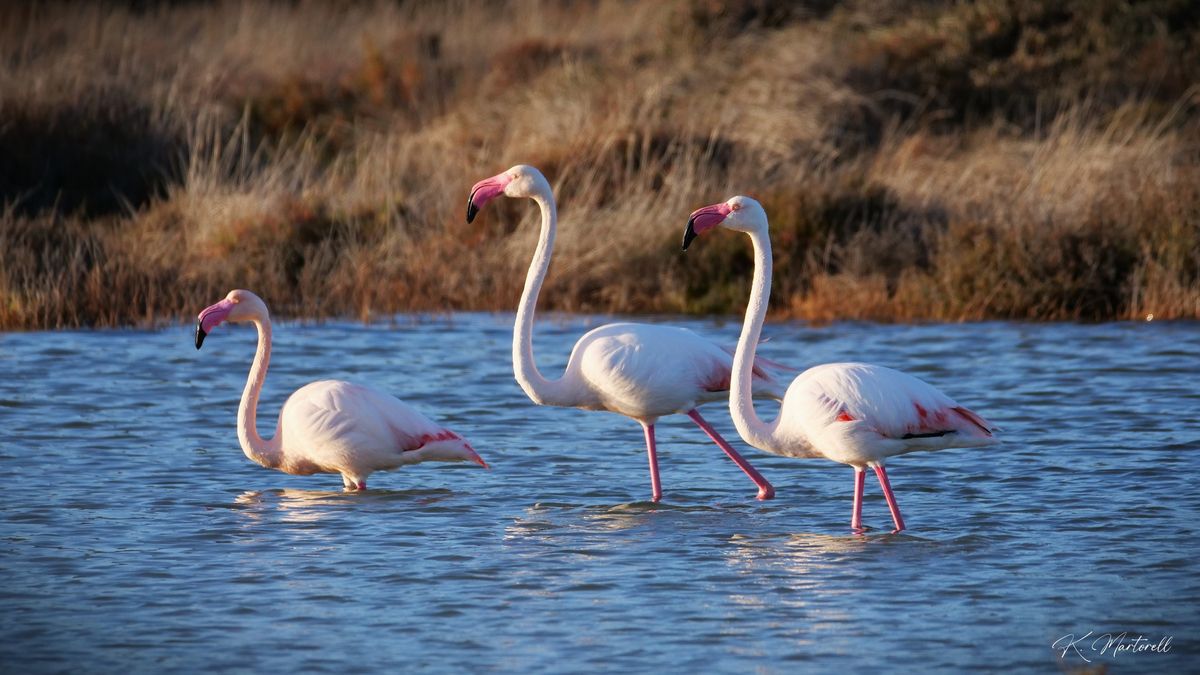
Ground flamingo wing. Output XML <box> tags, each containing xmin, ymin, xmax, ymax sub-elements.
<box><xmin>279</xmin><ymin>380</ymin><xmax>449</xmax><ymax>470</ymax></box>
<box><xmin>569</xmin><ymin>323</ymin><xmax>790</xmax><ymax>416</ymax></box>
<box><xmin>787</xmin><ymin>363</ymin><xmax>997</xmax><ymax>448</ymax></box>
<box><xmin>569</xmin><ymin>323</ymin><xmax>726</xmax><ymax>412</ymax></box>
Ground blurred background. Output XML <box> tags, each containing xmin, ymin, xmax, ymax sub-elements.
<box><xmin>1</xmin><ymin>0</ymin><xmax>1197</xmax><ymax>328</ymax></box>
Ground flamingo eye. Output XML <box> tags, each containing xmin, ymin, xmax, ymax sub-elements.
<box><xmin>731</xmin><ymin>202</ymin><xmax>741</xmax><ymax>211</ymax></box>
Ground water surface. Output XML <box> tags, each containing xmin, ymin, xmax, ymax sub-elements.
<box><xmin>2</xmin><ymin>315</ymin><xmax>1197</xmax><ymax>672</ymax></box>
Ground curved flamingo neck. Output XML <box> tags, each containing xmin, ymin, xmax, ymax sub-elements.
<box><xmin>730</xmin><ymin>228</ymin><xmax>782</xmax><ymax>451</ymax></box>
<box><xmin>238</xmin><ymin>318</ymin><xmax>283</xmax><ymax>469</ymax></box>
<box><xmin>512</xmin><ymin>191</ymin><xmax>576</xmax><ymax>407</ymax></box>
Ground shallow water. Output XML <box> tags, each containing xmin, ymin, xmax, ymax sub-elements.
<box><xmin>2</xmin><ymin>314</ymin><xmax>1197</xmax><ymax>673</ymax></box>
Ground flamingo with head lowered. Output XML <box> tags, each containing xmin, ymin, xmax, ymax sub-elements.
<box><xmin>466</xmin><ymin>165</ymin><xmax>790</xmax><ymax>502</ymax></box>
<box><xmin>682</xmin><ymin>197</ymin><xmax>999</xmax><ymax>531</ymax></box>
<box><xmin>194</xmin><ymin>289</ymin><xmax>487</xmax><ymax>491</ymax></box>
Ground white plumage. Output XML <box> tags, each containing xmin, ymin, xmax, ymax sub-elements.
<box><xmin>775</xmin><ymin>362</ymin><xmax>996</xmax><ymax>464</ymax></box>
<box><xmin>467</xmin><ymin>165</ymin><xmax>787</xmax><ymax>502</ymax></box>
<box><xmin>195</xmin><ymin>290</ymin><xmax>486</xmax><ymax>491</ymax></box>
<box><xmin>683</xmin><ymin>196</ymin><xmax>998</xmax><ymax>531</ymax></box>
<box><xmin>563</xmin><ymin>322</ymin><xmax>787</xmax><ymax>418</ymax></box>
<box><xmin>277</xmin><ymin>380</ymin><xmax>482</xmax><ymax>485</ymax></box>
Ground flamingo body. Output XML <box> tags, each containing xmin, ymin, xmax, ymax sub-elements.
<box><xmin>775</xmin><ymin>362</ymin><xmax>997</xmax><ymax>465</ymax></box>
<box><xmin>564</xmin><ymin>322</ymin><xmax>787</xmax><ymax>421</ymax></box>
<box><xmin>195</xmin><ymin>290</ymin><xmax>486</xmax><ymax>491</ymax></box>
<box><xmin>277</xmin><ymin>380</ymin><xmax>481</xmax><ymax>485</ymax></box>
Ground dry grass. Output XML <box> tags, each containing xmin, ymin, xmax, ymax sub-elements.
<box><xmin>1</xmin><ymin>0</ymin><xmax>1197</xmax><ymax>329</ymax></box>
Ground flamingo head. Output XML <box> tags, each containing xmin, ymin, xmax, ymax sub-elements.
<box><xmin>407</xmin><ymin>431</ymin><xmax>489</xmax><ymax>469</ymax></box>
<box><xmin>466</xmin><ymin>164</ymin><xmax>551</xmax><ymax>223</ymax></box>
<box><xmin>681</xmin><ymin>195</ymin><xmax>767</xmax><ymax>251</ymax></box>
<box><xmin>195</xmin><ymin>289</ymin><xmax>269</xmax><ymax>349</ymax></box>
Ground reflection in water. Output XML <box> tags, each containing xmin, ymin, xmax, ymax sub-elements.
<box><xmin>729</xmin><ymin>531</ymin><xmax>872</xmax><ymax>563</ymax></box>
<box><xmin>581</xmin><ymin>502</ymin><xmax>708</xmax><ymax>532</ymax></box>
<box><xmin>233</xmin><ymin>489</ymin><xmax>345</xmax><ymax>524</ymax></box>
<box><xmin>503</xmin><ymin>500</ymin><xmax>725</xmax><ymax>546</ymax></box>
<box><xmin>722</xmin><ymin>531</ymin><xmax>872</xmax><ymax>584</ymax></box>
<box><xmin>233</xmin><ymin>488</ymin><xmax>456</xmax><ymax>524</ymax></box>
<box><xmin>721</xmin><ymin>533</ymin><xmax>880</xmax><ymax>647</ymax></box>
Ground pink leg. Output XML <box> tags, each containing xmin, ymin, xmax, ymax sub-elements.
<box><xmin>687</xmin><ymin>410</ymin><xmax>775</xmax><ymax>500</ymax></box>
<box><xmin>873</xmin><ymin>464</ymin><xmax>906</xmax><ymax>532</ymax></box>
<box><xmin>356</xmin><ymin>480</ymin><xmax>367</xmax><ymax>491</ymax></box>
<box><xmin>851</xmin><ymin>468</ymin><xmax>865</xmax><ymax>531</ymax></box>
<box><xmin>642</xmin><ymin>423</ymin><xmax>663</xmax><ymax>502</ymax></box>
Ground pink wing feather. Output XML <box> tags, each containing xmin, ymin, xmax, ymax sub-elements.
<box><xmin>799</xmin><ymin>363</ymin><xmax>996</xmax><ymax>442</ymax></box>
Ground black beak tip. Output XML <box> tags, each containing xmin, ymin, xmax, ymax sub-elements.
<box><xmin>466</xmin><ymin>187</ymin><xmax>481</xmax><ymax>224</ymax></box>
<box><xmin>194</xmin><ymin>323</ymin><xmax>206</xmax><ymax>350</ymax></box>
<box><xmin>681</xmin><ymin>220</ymin><xmax>698</xmax><ymax>252</ymax></box>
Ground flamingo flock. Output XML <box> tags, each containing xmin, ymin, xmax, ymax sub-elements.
<box><xmin>195</xmin><ymin>165</ymin><xmax>998</xmax><ymax>533</ymax></box>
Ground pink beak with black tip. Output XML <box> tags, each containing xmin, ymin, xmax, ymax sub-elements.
<box><xmin>195</xmin><ymin>298</ymin><xmax>235</xmax><ymax>349</ymax></box>
<box><xmin>466</xmin><ymin>172</ymin><xmax>514</xmax><ymax>223</ymax></box>
<box><xmin>682</xmin><ymin>202</ymin><xmax>732</xmax><ymax>251</ymax></box>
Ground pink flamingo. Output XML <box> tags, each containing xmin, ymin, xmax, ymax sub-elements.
<box><xmin>194</xmin><ymin>289</ymin><xmax>487</xmax><ymax>491</ymax></box>
<box><xmin>467</xmin><ymin>165</ymin><xmax>789</xmax><ymax>502</ymax></box>
<box><xmin>682</xmin><ymin>197</ymin><xmax>999</xmax><ymax>531</ymax></box>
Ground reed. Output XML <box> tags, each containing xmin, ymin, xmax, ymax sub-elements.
<box><xmin>1</xmin><ymin>0</ymin><xmax>1196</xmax><ymax>329</ymax></box>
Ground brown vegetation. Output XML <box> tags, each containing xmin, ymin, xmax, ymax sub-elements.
<box><xmin>1</xmin><ymin>0</ymin><xmax>1197</xmax><ymax>329</ymax></box>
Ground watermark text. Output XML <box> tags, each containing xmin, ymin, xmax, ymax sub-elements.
<box><xmin>1052</xmin><ymin>631</ymin><xmax>1173</xmax><ymax>663</ymax></box>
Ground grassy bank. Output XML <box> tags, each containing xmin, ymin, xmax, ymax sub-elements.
<box><xmin>2</xmin><ymin>0</ymin><xmax>1197</xmax><ymax>329</ymax></box>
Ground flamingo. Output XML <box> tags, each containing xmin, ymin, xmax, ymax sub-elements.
<box><xmin>681</xmin><ymin>197</ymin><xmax>999</xmax><ymax>531</ymax></box>
<box><xmin>194</xmin><ymin>289</ymin><xmax>487</xmax><ymax>491</ymax></box>
<box><xmin>465</xmin><ymin>164</ymin><xmax>789</xmax><ymax>502</ymax></box>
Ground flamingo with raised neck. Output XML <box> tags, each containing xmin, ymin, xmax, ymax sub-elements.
<box><xmin>467</xmin><ymin>165</ymin><xmax>790</xmax><ymax>502</ymax></box>
<box><xmin>194</xmin><ymin>289</ymin><xmax>487</xmax><ymax>490</ymax></box>
<box><xmin>682</xmin><ymin>197</ymin><xmax>999</xmax><ymax>531</ymax></box>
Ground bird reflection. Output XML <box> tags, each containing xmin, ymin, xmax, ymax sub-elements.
<box><xmin>723</xmin><ymin>532</ymin><xmax>874</xmax><ymax>581</ymax></box>
<box><xmin>232</xmin><ymin>487</ymin><xmax>454</xmax><ymax>524</ymax></box>
<box><xmin>503</xmin><ymin>498</ymin><xmax>724</xmax><ymax>544</ymax></box>
<box><xmin>720</xmin><ymin>532</ymin><xmax>874</xmax><ymax>634</ymax></box>
<box><xmin>583</xmin><ymin>502</ymin><xmax>680</xmax><ymax>532</ymax></box>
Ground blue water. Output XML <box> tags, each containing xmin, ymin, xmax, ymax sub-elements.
<box><xmin>2</xmin><ymin>314</ymin><xmax>1197</xmax><ymax>673</ymax></box>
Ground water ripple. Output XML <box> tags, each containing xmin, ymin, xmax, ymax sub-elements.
<box><xmin>1</xmin><ymin>316</ymin><xmax>1197</xmax><ymax>672</ymax></box>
